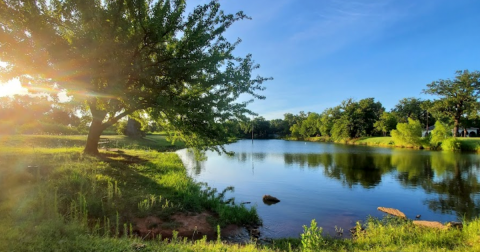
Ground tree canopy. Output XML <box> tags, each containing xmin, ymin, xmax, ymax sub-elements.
<box><xmin>0</xmin><ymin>0</ymin><xmax>270</xmax><ymax>154</ymax></box>
<box><xmin>423</xmin><ymin>70</ymin><xmax>480</xmax><ymax>137</ymax></box>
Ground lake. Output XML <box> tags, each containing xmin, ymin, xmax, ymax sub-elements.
<box><xmin>176</xmin><ymin>139</ymin><xmax>480</xmax><ymax>238</ymax></box>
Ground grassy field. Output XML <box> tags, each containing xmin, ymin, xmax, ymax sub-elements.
<box><xmin>2</xmin><ymin>134</ymin><xmax>480</xmax><ymax>251</ymax></box>
<box><xmin>0</xmin><ymin>133</ymin><xmax>186</xmax><ymax>154</ymax></box>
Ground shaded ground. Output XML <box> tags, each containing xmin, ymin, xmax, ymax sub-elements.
<box><xmin>133</xmin><ymin>212</ymin><xmax>248</xmax><ymax>241</ymax></box>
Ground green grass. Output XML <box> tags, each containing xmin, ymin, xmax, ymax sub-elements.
<box><xmin>0</xmin><ymin>134</ymin><xmax>260</xmax><ymax>251</ymax></box>
<box><xmin>354</xmin><ymin>137</ymin><xmax>395</xmax><ymax>147</ymax></box>
<box><xmin>267</xmin><ymin>216</ymin><xmax>480</xmax><ymax>252</ymax></box>
<box><xmin>457</xmin><ymin>137</ymin><xmax>480</xmax><ymax>152</ymax></box>
<box><xmin>0</xmin><ymin>133</ymin><xmax>186</xmax><ymax>154</ymax></box>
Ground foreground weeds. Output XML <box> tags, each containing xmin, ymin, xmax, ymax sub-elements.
<box><xmin>272</xmin><ymin>216</ymin><xmax>480</xmax><ymax>252</ymax></box>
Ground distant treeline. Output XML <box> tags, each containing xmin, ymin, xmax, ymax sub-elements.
<box><xmin>235</xmin><ymin>97</ymin><xmax>432</xmax><ymax>140</ymax></box>
<box><xmin>238</xmin><ymin>70</ymin><xmax>480</xmax><ymax>144</ymax></box>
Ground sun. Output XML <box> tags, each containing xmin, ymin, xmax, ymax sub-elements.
<box><xmin>0</xmin><ymin>79</ymin><xmax>28</xmax><ymax>97</ymax></box>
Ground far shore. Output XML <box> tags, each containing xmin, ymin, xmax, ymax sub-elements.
<box><xmin>284</xmin><ymin>136</ymin><xmax>480</xmax><ymax>152</ymax></box>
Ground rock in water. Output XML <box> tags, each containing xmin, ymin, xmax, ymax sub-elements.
<box><xmin>377</xmin><ymin>207</ymin><xmax>406</xmax><ymax>219</ymax></box>
<box><xmin>413</xmin><ymin>220</ymin><xmax>447</xmax><ymax>230</ymax></box>
<box><xmin>262</xmin><ymin>195</ymin><xmax>280</xmax><ymax>205</ymax></box>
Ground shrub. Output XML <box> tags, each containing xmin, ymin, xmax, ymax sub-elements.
<box><xmin>441</xmin><ymin>137</ymin><xmax>461</xmax><ymax>151</ymax></box>
<box><xmin>390</xmin><ymin>118</ymin><xmax>422</xmax><ymax>147</ymax></box>
<box><xmin>430</xmin><ymin>121</ymin><xmax>451</xmax><ymax>148</ymax></box>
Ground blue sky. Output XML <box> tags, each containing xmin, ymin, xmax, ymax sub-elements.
<box><xmin>189</xmin><ymin>0</ymin><xmax>480</xmax><ymax>119</ymax></box>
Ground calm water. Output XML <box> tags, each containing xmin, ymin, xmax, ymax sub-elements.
<box><xmin>176</xmin><ymin>139</ymin><xmax>480</xmax><ymax>238</ymax></box>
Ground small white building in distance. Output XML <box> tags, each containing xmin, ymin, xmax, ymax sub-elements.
<box><xmin>422</xmin><ymin>126</ymin><xmax>479</xmax><ymax>137</ymax></box>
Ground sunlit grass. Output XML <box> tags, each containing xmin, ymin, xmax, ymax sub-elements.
<box><xmin>0</xmin><ymin>135</ymin><xmax>260</xmax><ymax>251</ymax></box>
<box><xmin>0</xmin><ymin>134</ymin><xmax>185</xmax><ymax>154</ymax></box>
<box><xmin>354</xmin><ymin>137</ymin><xmax>394</xmax><ymax>147</ymax></box>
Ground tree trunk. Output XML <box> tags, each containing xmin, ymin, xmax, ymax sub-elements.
<box><xmin>84</xmin><ymin>119</ymin><xmax>105</xmax><ymax>155</ymax></box>
<box><xmin>453</xmin><ymin>118</ymin><xmax>459</xmax><ymax>137</ymax></box>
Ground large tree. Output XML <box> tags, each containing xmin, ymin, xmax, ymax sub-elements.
<box><xmin>392</xmin><ymin>97</ymin><xmax>424</xmax><ymax>123</ymax></box>
<box><xmin>423</xmin><ymin>70</ymin><xmax>480</xmax><ymax>137</ymax></box>
<box><xmin>392</xmin><ymin>97</ymin><xmax>435</xmax><ymax>129</ymax></box>
<box><xmin>0</xmin><ymin>0</ymin><xmax>269</xmax><ymax>154</ymax></box>
<box><xmin>373</xmin><ymin>111</ymin><xmax>397</xmax><ymax>136</ymax></box>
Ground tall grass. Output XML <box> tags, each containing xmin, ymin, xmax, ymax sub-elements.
<box><xmin>0</xmin><ymin>135</ymin><xmax>260</xmax><ymax>251</ymax></box>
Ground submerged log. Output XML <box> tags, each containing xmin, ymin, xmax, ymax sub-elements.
<box><xmin>377</xmin><ymin>207</ymin><xmax>407</xmax><ymax>219</ymax></box>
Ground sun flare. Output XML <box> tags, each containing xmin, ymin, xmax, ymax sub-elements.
<box><xmin>0</xmin><ymin>79</ymin><xmax>28</xmax><ymax>97</ymax></box>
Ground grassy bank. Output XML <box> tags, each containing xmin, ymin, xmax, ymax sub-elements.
<box><xmin>301</xmin><ymin>136</ymin><xmax>480</xmax><ymax>152</ymax></box>
<box><xmin>2</xmin><ymin>134</ymin><xmax>480</xmax><ymax>251</ymax></box>
<box><xmin>0</xmin><ymin>134</ymin><xmax>260</xmax><ymax>251</ymax></box>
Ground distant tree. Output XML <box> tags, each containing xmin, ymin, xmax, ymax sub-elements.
<box><xmin>335</xmin><ymin>98</ymin><xmax>384</xmax><ymax>139</ymax></box>
<box><xmin>391</xmin><ymin>118</ymin><xmax>423</xmax><ymax>147</ymax></box>
<box><xmin>374</xmin><ymin>111</ymin><xmax>397</xmax><ymax>136</ymax></box>
<box><xmin>269</xmin><ymin>119</ymin><xmax>289</xmax><ymax>137</ymax></box>
<box><xmin>288</xmin><ymin>111</ymin><xmax>308</xmax><ymax>138</ymax></box>
<box><xmin>43</xmin><ymin>107</ymin><xmax>81</xmax><ymax>127</ymax></box>
<box><xmin>0</xmin><ymin>95</ymin><xmax>51</xmax><ymax>125</ymax></box>
<box><xmin>392</xmin><ymin>98</ymin><xmax>424</xmax><ymax>124</ymax></box>
<box><xmin>423</xmin><ymin>70</ymin><xmax>480</xmax><ymax>137</ymax></box>
<box><xmin>290</xmin><ymin>122</ymin><xmax>302</xmax><ymax>138</ymax></box>
<box><xmin>252</xmin><ymin>117</ymin><xmax>271</xmax><ymax>138</ymax></box>
<box><xmin>419</xmin><ymin>99</ymin><xmax>436</xmax><ymax>134</ymax></box>
<box><xmin>1</xmin><ymin>0</ymin><xmax>269</xmax><ymax>154</ymax></box>
<box><xmin>331</xmin><ymin>116</ymin><xmax>350</xmax><ymax>141</ymax></box>
<box><xmin>238</xmin><ymin>117</ymin><xmax>271</xmax><ymax>139</ymax></box>
<box><xmin>283</xmin><ymin>113</ymin><xmax>297</xmax><ymax>131</ymax></box>
<box><xmin>298</xmin><ymin>112</ymin><xmax>320</xmax><ymax>138</ymax></box>
<box><xmin>319</xmin><ymin>107</ymin><xmax>341</xmax><ymax>137</ymax></box>
<box><xmin>355</xmin><ymin>98</ymin><xmax>384</xmax><ymax>136</ymax></box>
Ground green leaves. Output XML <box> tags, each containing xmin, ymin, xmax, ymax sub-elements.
<box><xmin>1</xmin><ymin>0</ymin><xmax>270</xmax><ymax>153</ymax></box>
<box><xmin>423</xmin><ymin>70</ymin><xmax>480</xmax><ymax>136</ymax></box>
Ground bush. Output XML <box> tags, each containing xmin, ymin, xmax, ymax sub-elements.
<box><xmin>430</xmin><ymin>121</ymin><xmax>451</xmax><ymax>148</ymax></box>
<box><xmin>391</xmin><ymin>118</ymin><xmax>422</xmax><ymax>147</ymax></box>
<box><xmin>441</xmin><ymin>137</ymin><xmax>461</xmax><ymax>151</ymax></box>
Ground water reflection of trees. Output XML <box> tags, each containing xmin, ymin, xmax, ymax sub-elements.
<box><xmin>423</xmin><ymin>153</ymin><xmax>480</xmax><ymax>220</ymax></box>
<box><xmin>284</xmin><ymin>153</ymin><xmax>393</xmax><ymax>188</ymax></box>
<box><xmin>225</xmin><ymin>152</ymin><xmax>267</xmax><ymax>163</ymax></box>
<box><xmin>283</xmin><ymin>150</ymin><xmax>480</xmax><ymax>219</ymax></box>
